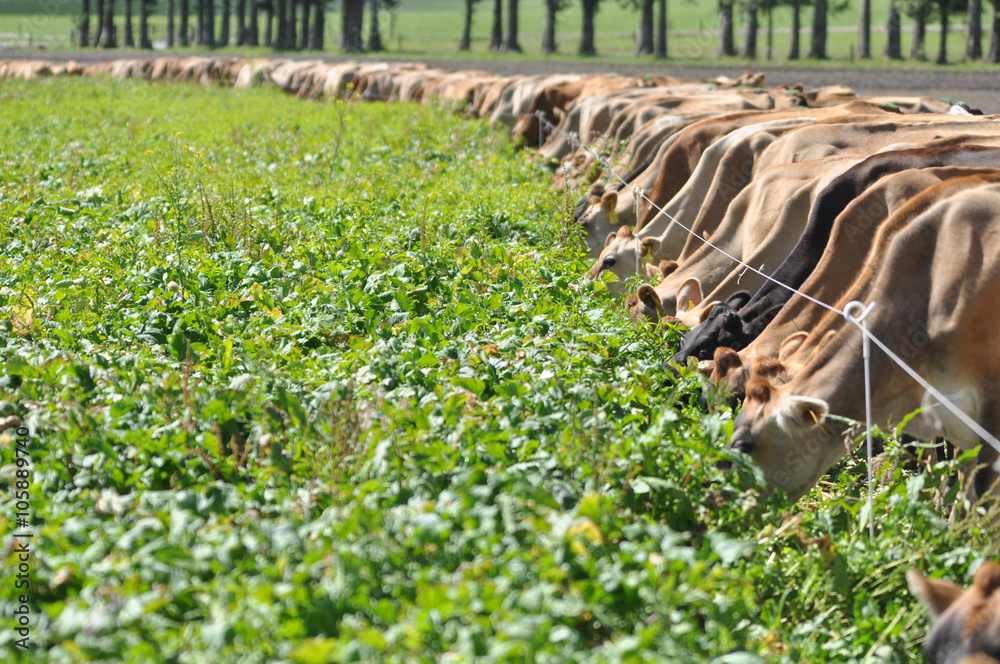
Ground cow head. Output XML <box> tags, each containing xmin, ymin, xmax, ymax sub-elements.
<box><xmin>669</xmin><ymin>291</ymin><xmax>753</xmax><ymax>365</ymax></box>
<box><xmin>625</xmin><ymin>263</ymin><xmax>679</xmax><ymax>324</ymax></box>
<box><xmin>908</xmin><ymin>564</ymin><xmax>1000</xmax><ymax>664</ymax></box>
<box><xmin>577</xmin><ymin>186</ymin><xmax>622</xmax><ymax>258</ymax></box>
<box><xmin>627</xmin><ymin>284</ymin><xmax>664</xmax><ymax>324</ymax></box>
<box><xmin>585</xmin><ymin>226</ymin><xmax>660</xmax><ymax>295</ymax></box>
<box><xmin>709</xmin><ymin>350</ymin><xmax>791</xmax><ymax>402</ymax></box>
<box><xmin>726</xmin><ymin>377</ymin><xmax>846</xmax><ymax>501</ymax></box>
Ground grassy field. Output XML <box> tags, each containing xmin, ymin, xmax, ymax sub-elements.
<box><xmin>0</xmin><ymin>0</ymin><xmax>992</xmax><ymax>66</ymax></box>
<box><xmin>0</xmin><ymin>76</ymin><xmax>997</xmax><ymax>662</ymax></box>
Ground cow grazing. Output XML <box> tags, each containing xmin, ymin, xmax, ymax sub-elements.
<box><xmin>727</xmin><ymin>176</ymin><xmax>1000</xmax><ymax>501</ymax></box>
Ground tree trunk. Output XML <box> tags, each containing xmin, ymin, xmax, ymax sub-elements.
<box><xmin>195</xmin><ymin>0</ymin><xmax>204</xmax><ymax>44</ymax></box>
<box><xmin>166</xmin><ymin>0</ymin><xmax>175</xmax><ymax>46</ymax></box>
<box><xmin>205</xmin><ymin>0</ymin><xmax>217</xmax><ymax>46</ymax></box>
<box><xmin>248</xmin><ymin>0</ymin><xmax>259</xmax><ymax>45</ymax></box>
<box><xmin>717</xmin><ymin>1</ymin><xmax>735</xmax><ymax>56</ymax></box>
<box><xmin>808</xmin><ymin>0</ymin><xmax>827</xmax><ymax>58</ymax></box>
<box><xmin>635</xmin><ymin>0</ymin><xmax>654</xmax><ymax>55</ymax></box>
<box><xmin>788</xmin><ymin>0</ymin><xmax>800</xmax><ymax>58</ymax></box>
<box><xmin>460</xmin><ymin>0</ymin><xmax>474</xmax><ymax>50</ymax></box>
<box><xmin>503</xmin><ymin>0</ymin><xmax>522</xmax><ymax>52</ymax></box>
<box><xmin>235</xmin><ymin>0</ymin><xmax>246</xmax><ymax>44</ymax></box>
<box><xmin>124</xmin><ymin>0</ymin><xmax>135</xmax><ymax>47</ymax></box>
<box><xmin>79</xmin><ymin>0</ymin><xmax>91</xmax><ymax>47</ymax></box>
<box><xmin>265</xmin><ymin>1</ymin><xmax>274</xmax><ymax>46</ymax></box>
<box><xmin>739</xmin><ymin>1</ymin><xmax>757</xmax><ymax>58</ymax></box>
<box><xmin>100</xmin><ymin>0</ymin><xmax>117</xmax><ymax>47</ymax></box>
<box><xmin>766</xmin><ymin>0</ymin><xmax>773</xmax><ymax>59</ymax></box>
<box><xmin>179</xmin><ymin>0</ymin><xmax>189</xmax><ymax>45</ymax></box>
<box><xmin>655</xmin><ymin>0</ymin><xmax>667</xmax><ymax>58</ymax></box>
<box><xmin>221</xmin><ymin>0</ymin><xmax>231</xmax><ymax>45</ymax></box>
<box><xmin>884</xmin><ymin>0</ymin><xmax>902</xmax><ymax>58</ymax></box>
<box><xmin>300</xmin><ymin>0</ymin><xmax>311</xmax><ymax>49</ymax></box>
<box><xmin>367</xmin><ymin>0</ymin><xmax>383</xmax><ymax>50</ymax></box>
<box><xmin>140</xmin><ymin>0</ymin><xmax>152</xmax><ymax>47</ymax></box>
<box><xmin>968</xmin><ymin>0</ymin><xmax>983</xmax><ymax>59</ymax></box>
<box><xmin>341</xmin><ymin>0</ymin><xmax>364</xmax><ymax>52</ymax></box>
<box><xmin>990</xmin><ymin>0</ymin><xmax>1000</xmax><ymax>61</ymax></box>
<box><xmin>858</xmin><ymin>0</ymin><xmax>871</xmax><ymax>57</ymax></box>
<box><xmin>489</xmin><ymin>0</ymin><xmax>503</xmax><ymax>51</ymax></box>
<box><xmin>579</xmin><ymin>0</ymin><xmax>598</xmax><ymax>55</ymax></box>
<box><xmin>309</xmin><ymin>0</ymin><xmax>324</xmax><ymax>49</ymax></box>
<box><xmin>286</xmin><ymin>0</ymin><xmax>297</xmax><ymax>49</ymax></box>
<box><xmin>910</xmin><ymin>6</ymin><xmax>927</xmax><ymax>60</ymax></box>
<box><xmin>93</xmin><ymin>0</ymin><xmax>104</xmax><ymax>45</ymax></box>
<box><xmin>541</xmin><ymin>0</ymin><xmax>557</xmax><ymax>53</ymax></box>
<box><xmin>937</xmin><ymin>0</ymin><xmax>950</xmax><ymax>63</ymax></box>
<box><xmin>274</xmin><ymin>0</ymin><xmax>286</xmax><ymax>47</ymax></box>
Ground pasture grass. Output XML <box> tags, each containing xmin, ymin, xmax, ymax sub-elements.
<box><xmin>0</xmin><ymin>76</ymin><xmax>997</xmax><ymax>662</ymax></box>
<box><xmin>0</xmin><ymin>0</ymin><xmax>996</xmax><ymax>69</ymax></box>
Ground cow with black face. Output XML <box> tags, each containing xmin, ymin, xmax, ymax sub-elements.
<box><xmin>670</xmin><ymin>296</ymin><xmax>777</xmax><ymax>365</ymax></box>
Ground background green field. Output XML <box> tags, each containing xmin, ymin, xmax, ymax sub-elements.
<box><xmin>0</xmin><ymin>76</ymin><xmax>998</xmax><ymax>662</ymax></box>
<box><xmin>0</xmin><ymin>0</ymin><xmax>986</xmax><ymax>66</ymax></box>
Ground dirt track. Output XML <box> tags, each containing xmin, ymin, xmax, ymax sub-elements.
<box><xmin>4</xmin><ymin>46</ymin><xmax>1000</xmax><ymax>113</ymax></box>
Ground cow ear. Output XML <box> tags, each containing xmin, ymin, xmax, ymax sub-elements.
<box><xmin>616</xmin><ymin>225</ymin><xmax>634</xmax><ymax>239</ymax></box>
<box><xmin>778</xmin><ymin>396</ymin><xmax>828</xmax><ymax>430</ymax></box>
<box><xmin>713</xmin><ymin>347</ymin><xmax>743</xmax><ymax>380</ymax></box>
<box><xmin>645</xmin><ymin>262</ymin><xmax>663</xmax><ymax>278</ymax></box>
<box><xmin>605</xmin><ymin>232</ymin><xmax>618</xmax><ymax>248</ymax></box>
<box><xmin>974</xmin><ymin>562</ymin><xmax>1000</xmax><ymax>595</ymax></box>
<box><xmin>699</xmin><ymin>302</ymin><xmax>721</xmax><ymax>323</ymax></box>
<box><xmin>658</xmin><ymin>260</ymin><xmax>679</xmax><ymax>279</ymax></box>
<box><xmin>640</xmin><ymin>237</ymin><xmax>660</xmax><ymax>259</ymax></box>
<box><xmin>601</xmin><ymin>191</ymin><xmax>618</xmax><ymax>209</ymax></box>
<box><xmin>907</xmin><ymin>569</ymin><xmax>965</xmax><ymax>620</ymax></box>
<box><xmin>778</xmin><ymin>331</ymin><xmax>808</xmax><ymax>363</ymax></box>
<box><xmin>553</xmin><ymin>107</ymin><xmax>566</xmax><ymax>122</ymax></box>
<box><xmin>724</xmin><ymin>290</ymin><xmax>751</xmax><ymax>309</ymax></box>
<box><xmin>637</xmin><ymin>284</ymin><xmax>665</xmax><ymax>315</ymax></box>
<box><xmin>676</xmin><ymin>278</ymin><xmax>703</xmax><ymax>313</ymax></box>
<box><xmin>745</xmin><ymin>378</ymin><xmax>772</xmax><ymax>403</ymax></box>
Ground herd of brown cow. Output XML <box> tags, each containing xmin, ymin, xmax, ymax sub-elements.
<box><xmin>4</xmin><ymin>55</ymin><xmax>1000</xmax><ymax>662</ymax></box>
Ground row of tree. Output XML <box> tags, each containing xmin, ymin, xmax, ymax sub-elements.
<box><xmin>75</xmin><ymin>0</ymin><xmax>393</xmax><ymax>52</ymax></box>
<box><xmin>470</xmin><ymin>0</ymin><xmax>1000</xmax><ymax>63</ymax></box>
<box><xmin>76</xmin><ymin>0</ymin><xmax>1000</xmax><ymax>64</ymax></box>
<box><xmin>716</xmin><ymin>0</ymin><xmax>1000</xmax><ymax>64</ymax></box>
<box><xmin>462</xmin><ymin>0</ymin><xmax>668</xmax><ymax>56</ymax></box>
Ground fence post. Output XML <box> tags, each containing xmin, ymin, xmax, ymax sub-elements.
<box><xmin>844</xmin><ymin>300</ymin><xmax>876</xmax><ymax>542</ymax></box>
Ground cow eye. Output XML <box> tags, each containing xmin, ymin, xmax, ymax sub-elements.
<box><xmin>602</xmin><ymin>256</ymin><xmax>616</xmax><ymax>268</ymax></box>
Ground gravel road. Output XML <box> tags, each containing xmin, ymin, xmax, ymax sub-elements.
<box><xmin>4</xmin><ymin>46</ymin><xmax>1000</xmax><ymax>112</ymax></box>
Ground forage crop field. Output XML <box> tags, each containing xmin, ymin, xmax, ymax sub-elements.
<box><xmin>0</xmin><ymin>78</ymin><xmax>997</xmax><ymax>663</ymax></box>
